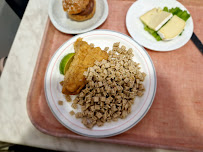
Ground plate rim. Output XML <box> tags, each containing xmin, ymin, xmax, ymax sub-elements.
<box><xmin>44</xmin><ymin>29</ymin><xmax>157</xmax><ymax>138</ymax></box>
<box><xmin>48</xmin><ymin>0</ymin><xmax>109</xmax><ymax>34</ymax></box>
<box><xmin>126</xmin><ymin>0</ymin><xmax>194</xmax><ymax>52</ymax></box>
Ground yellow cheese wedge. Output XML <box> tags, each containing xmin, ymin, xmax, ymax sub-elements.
<box><xmin>157</xmin><ymin>15</ymin><xmax>186</xmax><ymax>40</ymax></box>
<box><xmin>140</xmin><ymin>8</ymin><xmax>173</xmax><ymax>31</ymax></box>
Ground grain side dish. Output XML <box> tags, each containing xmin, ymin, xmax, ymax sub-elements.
<box><xmin>70</xmin><ymin>42</ymin><xmax>146</xmax><ymax>128</ymax></box>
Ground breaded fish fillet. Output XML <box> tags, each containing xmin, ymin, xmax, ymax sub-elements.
<box><xmin>62</xmin><ymin>38</ymin><xmax>108</xmax><ymax>95</ymax></box>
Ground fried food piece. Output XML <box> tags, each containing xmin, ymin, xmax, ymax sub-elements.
<box><xmin>62</xmin><ymin>38</ymin><xmax>108</xmax><ymax>95</ymax></box>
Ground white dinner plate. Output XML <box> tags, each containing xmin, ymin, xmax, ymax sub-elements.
<box><xmin>44</xmin><ymin>30</ymin><xmax>157</xmax><ymax>137</ymax></box>
<box><xmin>126</xmin><ymin>0</ymin><xmax>194</xmax><ymax>51</ymax></box>
<box><xmin>48</xmin><ymin>0</ymin><xmax>109</xmax><ymax>34</ymax></box>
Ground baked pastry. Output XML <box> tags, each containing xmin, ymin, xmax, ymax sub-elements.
<box><xmin>62</xmin><ymin>0</ymin><xmax>96</xmax><ymax>21</ymax></box>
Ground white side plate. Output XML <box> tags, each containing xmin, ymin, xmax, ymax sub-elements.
<box><xmin>48</xmin><ymin>0</ymin><xmax>109</xmax><ymax>34</ymax></box>
<box><xmin>44</xmin><ymin>30</ymin><xmax>157</xmax><ymax>137</ymax></box>
<box><xmin>126</xmin><ymin>0</ymin><xmax>194</xmax><ymax>51</ymax></box>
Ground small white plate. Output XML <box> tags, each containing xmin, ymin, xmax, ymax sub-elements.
<box><xmin>126</xmin><ymin>0</ymin><xmax>194</xmax><ymax>51</ymax></box>
<box><xmin>44</xmin><ymin>30</ymin><xmax>156</xmax><ymax>137</ymax></box>
<box><xmin>48</xmin><ymin>0</ymin><xmax>109</xmax><ymax>34</ymax></box>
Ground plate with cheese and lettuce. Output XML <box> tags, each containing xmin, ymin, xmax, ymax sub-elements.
<box><xmin>126</xmin><ymin>0</ymin><xmax>193</xmax><ymax>51</ymax></box>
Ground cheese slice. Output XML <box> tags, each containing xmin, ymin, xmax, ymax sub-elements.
<box><xmin>157</xmin><ymin>15</ymin><xmax>186</xmax><ymax>40</ymax></box>
<box><xmin>140</xmin><ymin>8</ymin><xmax>173</xmax><ymax>31</ymax></box>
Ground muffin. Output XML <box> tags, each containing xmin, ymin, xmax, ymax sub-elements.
<box><xmin>62</xmin><ymin>0</ymin><xmax>96</xmax><ymax>21</ymax></box>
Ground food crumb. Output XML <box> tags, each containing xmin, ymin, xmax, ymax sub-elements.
<box><xmin>60</xmin><ymin>81</ymin><xmax>64</xmax><ymax>86</ymax></box>
<box><xmin>71</xmin><ymin>103</ymin><xmax>77</xmax><ymax>109</ymax></box>
<box><xmin>69</xmin><ymin>110</ymin><xmax>75</xmax><ymax>116</ymax></box>
<box><xmin>65</xmin><ymin>95</ymin><xmax>72</xmax><ymax>102</ymax></box>
<box><xmin>58</xmin><ymin>100</ymin><xmax>63</xmax><ymax>105</ymax></box>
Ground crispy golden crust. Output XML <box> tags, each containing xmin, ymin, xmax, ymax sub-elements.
<box><xmin>62</xmin><ymin>38</ymin><xmax>108</xmax><ymax>95</ymax></box>
<box><xmin>68</xmin><ymin>0</ymin><xmax>96</xmax><ymax>21</ymax></box>
<box><xmin>62</xmin><ymin>0</ymin><xmax>90</xmax><ymax>14</ymax></box>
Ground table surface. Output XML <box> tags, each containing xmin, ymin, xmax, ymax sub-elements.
<box><xmin>0</xmin><ymin>0</ymin><xmax>196</xmax><ymax>151</ymax></box>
